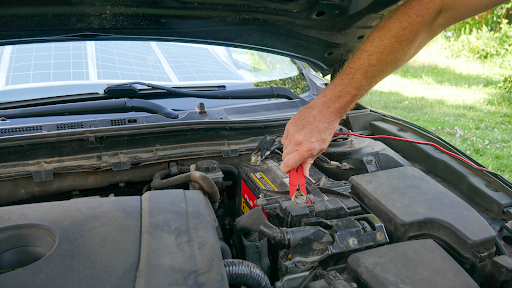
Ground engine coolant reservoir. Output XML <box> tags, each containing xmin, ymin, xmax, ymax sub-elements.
<box><xmin>189</xmin><ymin>160</ymin><xmax>224</xmax><ymax>190</ymax></box>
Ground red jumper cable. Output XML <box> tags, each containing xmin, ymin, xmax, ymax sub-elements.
<box><xmin>286</xmin><ymin>131</ymin><xmax>500</xmax><ymax>202</ymax></box>
<box><xmin>288</xmin><ymin>164</ymin><xmax>308</xmax><ymax>203</ymax></box>
<box><xmin>332</xmin><ymin>132</ymin><xmax>493</xmax><ymax>172</ymax></box>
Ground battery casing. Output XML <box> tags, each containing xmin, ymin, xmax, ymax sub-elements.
<box><xmin>237</xmin><ymin>158</ymin><xmax>361</xmax><ymax>228</ymax></box>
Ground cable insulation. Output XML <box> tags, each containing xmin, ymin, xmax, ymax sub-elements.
<box><xmin>332</xmin><ymin>132</ymin><xmax>494</xmax><ymax>172</ymax></box>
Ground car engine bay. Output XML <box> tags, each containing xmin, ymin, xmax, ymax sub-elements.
<box><xmin>0</xmin><ymin>110</ymin><xmax>511</xmax><ymax>288</ymax></box>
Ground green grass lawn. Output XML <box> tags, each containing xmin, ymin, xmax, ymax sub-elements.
<box><xmin>359</xmin><ymin>37</ymin><xmax>512</xmax><ymax>179</ymax></box>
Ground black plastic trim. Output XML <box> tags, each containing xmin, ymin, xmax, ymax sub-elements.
<box><xmin>0</xmin><ymin>99</ymin><xmax>179</xmax><ymax>120</ymax></box>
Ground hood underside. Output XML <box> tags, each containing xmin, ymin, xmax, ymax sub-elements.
<box><xmin>0</xmin><ymin>0</ymin><xmax>402</xmax><ymax>75</ymax></box>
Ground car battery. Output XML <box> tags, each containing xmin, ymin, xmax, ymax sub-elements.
<box><xmin>237</xmin><ymin>157</ymin><xmax>361</xmax><ymax>228</ymax></box>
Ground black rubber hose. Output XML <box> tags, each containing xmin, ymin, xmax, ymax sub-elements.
<box><xmin>153</xmin><ymin>170</ymin><xmax>170</xmax><ymax>182</ymax></box>
<box><xmin>220</xmin><ymin>241</ymin><xmax>232</xmax><ymax>260</ymax></box>
<box><xmin>178</xmin><ymin>166</ymin><xmax>190</xmax><ymax>174</ymax></box>
<box><xmin>224</xmin><ymin>259</ymin><xmax>271</xmax><ymax>288</ymax></box>
<box><xmin>219</xmin><ymin>165</ymin><xmax>238</xmax><ymax>176</ymax></box>
<box><xmin>142</xmin><ymin>184</ymin><xmax>151</xmax><ymax>194</ymax></box>
<box><xmin>153</xmin><ymin>166</ymin><xmax>190</xmax><ymax>182</ymax></box>
<box><xmin>150</xmin><ymin>170</ymin><xmax>220</xmax><ymax>203</ymax></box>
<box><xmin>235</xmin><ymin>207</ymin><xmax>288</xmax><ymax>243</ymax></box>
<box><xmin>0</xmin><ymin>162</ymin><xmax>168</xmax><ymax>204</ymax></box>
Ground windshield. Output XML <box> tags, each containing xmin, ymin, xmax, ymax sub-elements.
<box><xmin>0</xmin><ymin>41</ymin><xmax>310</xmax><ymax>103</ymax></box>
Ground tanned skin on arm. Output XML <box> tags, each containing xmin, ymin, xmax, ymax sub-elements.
<box><xmin>280</xmin><ymin>0</ymin><xmax>508</xmax><ymax>176</ymax></box>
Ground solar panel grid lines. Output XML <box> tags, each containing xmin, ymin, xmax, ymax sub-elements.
<box><xmin>156</xmin><ymin>42</ymin><xmax>243</xmax><ymax>82</ymax></box>
<box><xmin>1</xmin><ymin>41</ymin><xmax>247</xmax><ymax>87</ymax></box>
<box><xmin>94</xmin><ymin>41</ymin><xmax>172</xmax><ymax>82</ymax></box>
<box><xmin>150</xmin><ymin>42</ymin><xmax>179</xmax><ymax>83</ymax></box>
<box><xmin>6</xmin><ymin>42</ymin><xmax>89</xmax><ymax>86</ymax></box>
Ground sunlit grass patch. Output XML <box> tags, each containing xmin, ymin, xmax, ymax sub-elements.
<box><xmin>360</xmin><ymin>37</ymin><xmax>512</xmax><ymax>178</ymax></box>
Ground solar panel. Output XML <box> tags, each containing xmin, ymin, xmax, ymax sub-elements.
<box><xmin>1</xmin><ymin>41</ymin><xmax>269</xmax><ymax>88</ymax></box>
<box><xmin>95</xmin><ymin>41</ymin><xmax>172</xmax><ymax>82</ymax></box>
<box><xmin>156</xmin><ymin>43</ymin><xmax>243</xmax><ymax>82</ymax></box>
<box><xmin>6</xmin><ymin>42</ymin><xmax>89</xmax><ymax>86</ymax></box>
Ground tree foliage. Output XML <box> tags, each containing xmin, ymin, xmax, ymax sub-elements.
<box><xmin>442</xmin><ymin>2</ymin><xmax>512</xmax><ymax>99</ymax></box>
<box><xmin>445</xmin><ymin>2</ymin><xmax>512</xmax><ymax>39</ymax></box>
<box><xmin>448</xmin><ymin>24</ymin><xmax>512</xmax><ymax>60</ymax></box>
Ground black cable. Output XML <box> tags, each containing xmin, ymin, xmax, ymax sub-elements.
<box><xmin>296</xmin><ymin>266</ymin><xmax>323</xmax><ymax>288</ymax></box>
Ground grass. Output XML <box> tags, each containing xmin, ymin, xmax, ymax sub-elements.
<box><xmin>359</xmin><ymin>37</ymin><xmax>512</xmax><ymax>179</ymax></box>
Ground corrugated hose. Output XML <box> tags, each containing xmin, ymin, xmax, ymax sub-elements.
<box><xmin>223</xmin><ymin>259</ymin><xmax>271</xmax><ymax>288</ymax></box>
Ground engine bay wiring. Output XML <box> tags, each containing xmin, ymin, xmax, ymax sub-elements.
<box><xmin>332</xmin><ymin>132</ymin><xmax>494</xmax><ymax>173</ymax></box>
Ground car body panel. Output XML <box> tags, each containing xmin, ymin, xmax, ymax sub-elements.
<box><xmin>0</xmin><ymin>0</ymin><xmax>403</xmax><ymax>75</ymax></box>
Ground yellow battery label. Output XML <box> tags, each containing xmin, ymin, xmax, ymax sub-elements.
<box><xmin>241</xmin><ymin>197</ymin><xmax>250</xmax><ymax>214</ymax></box>
<box><xmin>251</xmin><ymin>172</ymin><xmax>277</xmax><ymax>191</ymax></box>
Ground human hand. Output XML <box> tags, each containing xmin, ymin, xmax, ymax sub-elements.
<box><xmin>280</xmin><ymin>95</ymin><xmax>343</xmax><ymax>177</ymax></box>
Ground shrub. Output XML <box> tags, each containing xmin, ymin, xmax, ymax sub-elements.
<box><xmin>447</xmin><ymin>23</ymin><xmax>512</xmax><ymax>60</ymax></box>
<box><xmin>445</xmin><ymin>2</ymin><xmax>512</xmax><ymax>39</ymax></box>
<box><xmin>443</xmin><ymin>3</ymin><xmax>512</xmax><ymax>98</ymax></box>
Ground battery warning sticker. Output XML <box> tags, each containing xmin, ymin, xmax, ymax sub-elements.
<box><xmin>241</xmin><ymin>180</ymin><xmax>267</xmax><ymax>217</ymax></box>
<box><xmin>241</xmin><ymin>180</ymin><xmax>258</xmax><ymax>210</ymax></box>
<box><xmin>241</xmin><ymin>197</ymin><xmax>250</xmax><ymax>214</ymax></box>
<box><xmin>251</xmin><ymin>173</ymin><xmax>277</xmax><ymax>191</ymax></box>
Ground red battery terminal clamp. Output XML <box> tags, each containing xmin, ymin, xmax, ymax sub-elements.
<box><xmin>288</xmin><ymin>164</ymin><xmax>308</xmax><ymax>204</ymax></box>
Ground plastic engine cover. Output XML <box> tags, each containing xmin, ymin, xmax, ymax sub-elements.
<box><xmin>136</xmin><ymin>190</ymin><xmax>228</xmax><ymax>288</ymax></box>
<box><xmin>347</xmin><ymin>239</ymin><xmax>479</xmax><ymax>288</ymax></box>
<box><xmin>349</xmin><ymin>166</ymin><xmax>495</xmax><ymax>264</ymax></box>
<box><xmin>0</xmin><ymin>190</ymin><xmax>228</xmax><ymax>288</ymax></box>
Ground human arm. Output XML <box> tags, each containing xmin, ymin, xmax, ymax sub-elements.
<box><xmin>280</xmin><ymin>0</ymin><xmax>508</xmax><ymax>176</ymax></box>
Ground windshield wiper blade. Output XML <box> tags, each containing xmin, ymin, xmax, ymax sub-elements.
<box><xmin>104</xmin><ymin>82</ymin><xmax>305</xmax><ymax>102</ymax></box>
<box><xmin>0</xmin><ymin>83</ymin><xmax>305</xmax><ymax>112</ymax></box>
<box><xmin>0</xmin><ymin>98</ymin><xmax>179</xmax><ymax>120</ymax></box>
<box><xmin>0</xmin><ymin>85</ymin><xmax>227</xmax><ymax>111</ymax></box>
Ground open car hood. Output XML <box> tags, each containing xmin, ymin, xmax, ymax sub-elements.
<box><xmin>0</xmin><ymin>0</ymin><xmax>402</xmax><ymax>75</ymax></box>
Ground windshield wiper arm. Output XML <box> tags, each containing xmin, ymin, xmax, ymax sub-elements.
<box><xmin>0</xmin><ymin>98</ymin><xmax>179</xmax><ymax>120</ymax></box>
<box><xmin>0</xmin><ymin>83</ymin><xmax>305</xmax><ymax>112</ymax></box>
<box><xmin>104</xmin><ymin>82</ymin><xmax>306</xmax><ymax>102</ymax></box>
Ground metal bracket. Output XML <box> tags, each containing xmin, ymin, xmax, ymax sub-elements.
<box><xmin>320</xmin><ymin>271</ymin><xmax>351</xmax><ymax>288</ymax></box>
<box><xmin>499</xmin><ymin>220</ymin><xmax>512</xmax><ymax>234</ymax></box>
<box><xmin>103</xmin><ymin>154</ymin><xmax>131</xmax><ymax>171</ymax></box>
<box><xmin>221</xmin><ymin>145</ymin><xmax>239</xmax><ymax>157</ymax></box>
<box><xmin>471</xmin><ymin>248</ymin><xmax>490</xmax><ymax>264</ymax></box>
<box><xmin>362</xmin><ymin>156</ymin><xmax>379</xmax><ymax>173</ymax></box>
<box><xmin>87</xmin><ymin>134</ymin><xmax>100</xmax><ymax>147</ymax></box>
<box><xmin>31</xmin><ymin>162</ymin><xmax>53</xmax><ymax>182</ymax></box>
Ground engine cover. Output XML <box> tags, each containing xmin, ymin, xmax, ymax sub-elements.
<box><xmin>347</xmin><ymin>239</ymin><xmax>479</xmax><ymax>288</ymax></box>
<box><xmin>0</xmin><ymin>190</ymin><xmax>228</xmax><ymax>288</ymax></box>
<box><xmin>350</xmin><ymin>166</ymin><xmax>496</xmax><ymax>265</ymax></box>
